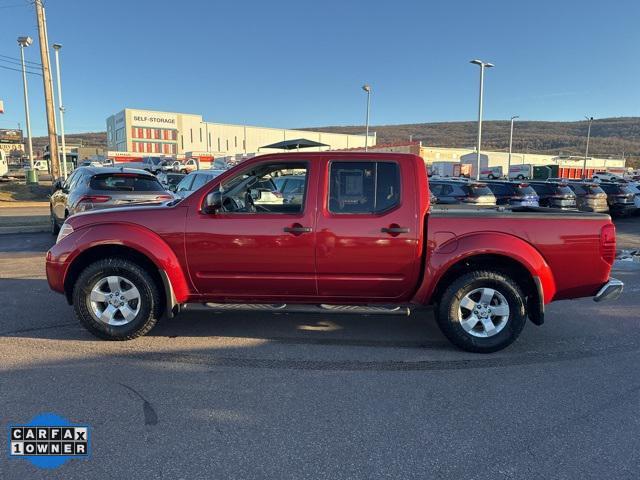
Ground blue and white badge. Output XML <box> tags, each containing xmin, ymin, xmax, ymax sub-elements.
<box><xmin>8</xmin><ymin>413</ymin><xmax>91</xmax><ymax>469</ymax></box>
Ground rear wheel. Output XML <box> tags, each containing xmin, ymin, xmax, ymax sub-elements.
<box><xmin>436</xmin><ymin>270</ymin><xmax>527</xmax><ymax>353</ymax></box>
<box><xmin>73</xmin><ymin>258</ymin><xmax>161</xmax><ymax>340</ymax></box>
<box><xmin>50</xmin><ymin>209</ymin><xmax>60</xmax><ymax>235</ymax></box>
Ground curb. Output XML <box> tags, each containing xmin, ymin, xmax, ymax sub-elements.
<box><xmin>0</xmin><ymin>225</ymin><xmax>50</xmax><ymax>235</ymax></box>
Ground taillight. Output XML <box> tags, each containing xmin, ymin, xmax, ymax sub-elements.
<box><xmin>78</xmin><ymin>195</ymin><xmax>111</xmax><ymax>203</ymax></box>
<box><xmin>600</xmin><ymin>224</ymin><xmax>616</xmax><ymax>265</ymax></box>
<box><xmin>155</xmin><ymin>194</ymin><xmax>173</xmax><ymax>201</ymax></box>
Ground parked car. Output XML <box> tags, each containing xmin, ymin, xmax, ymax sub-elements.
<box><xmin>172</xmin><ymin>169</ymin><xmax>227</xmax><ymax>198</ymax></box>
<box><xmin>157</xmin><ymin>171</ymin><xmax>185</xmax><ymax>190</ymax></box>
<box><xmin>49</xmin><ymin>167</ymin><xmax>173</xmax><ymax>234</ymax></box>
<box><xmin>115</xmin><ymin>156</ymin><xmax>170</xmax><ymax>174</ymax></box>
<box><xmin>597</xmin><ymin>182</ymin><xmax>638</xmax><ymax>216</ymax></box>
<box><xmin>592</xmin><ymin>171</ymin><xmax>624</xmax><ymax>183</ymax></box>
<box><xmin>626</xmin><ymin>183</ymin><xmax>640</xmax><ymax>211</ymax></box>
<box><xmin>429</xmin><ymin>180</ymin><xmax>496</xmax><ymax>205</ymax></box>
<box><xmin>273</xmin><ymin>174</ymin><xmax>306</xmax><ymax>205</ymax></box>
<box><xmin>528</xmin><ymin>181</ymin><xmax>577</xmax><ymax>209</ymax></box>
<box><xmin>46</xmin><ymin>152</ymin><xmax>623</xmax><ymax>353</ymax></box>
<box><xmin>485</xmin><ymin>181</ymin><xmax>539</xmax><ymax>207</ymax></box>
<box><xmin>564</xmin><ymin>181</ymin><xmax>609</xmax><ymax>213</ymax></box>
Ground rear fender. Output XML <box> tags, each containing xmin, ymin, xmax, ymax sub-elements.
<box><xmin>413</xmin><ymin>232</ymin><xmax>557</xmax><ymax>306</ymax></box>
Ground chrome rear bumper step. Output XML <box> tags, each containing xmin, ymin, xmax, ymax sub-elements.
<box><xmin>593</xmin><ymin>278</ymin><xmax>624</xmax><ymax>302</ymax></box>
<box><xmin>204</xmin><ymin>303</ymin><xmax>411</xmax><ymax>315</ymax></box>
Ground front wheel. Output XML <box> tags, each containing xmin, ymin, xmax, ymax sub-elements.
<box><xmin>73</xmin><ymin>258</ymin><xmax>161</xmax><ymax>340</ymax></box>
<box><xmin>50</xmin><ymin>210</ymin><xmax>60</xmax><ymax>235</ymax></box>
<box><xmin>436</xmin><ymin>270</ymin><xmax>527</xmax><ymax>353</ymax></box>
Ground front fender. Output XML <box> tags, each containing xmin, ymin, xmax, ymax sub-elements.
<box><xmin>48</xmin><ymin>222</ymin><xmax>191</xmax><ymax>303</ymax></box>
<box><xmin>412</xmin><ymin>232</ymin><xmax>557</xmax><ymax>305</ymax></box>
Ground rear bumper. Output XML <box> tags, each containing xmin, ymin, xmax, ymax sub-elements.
<box><xmin>593</xmin><ymin>278</ymin><xmax>624</xmax><ymax>302</ymax></box>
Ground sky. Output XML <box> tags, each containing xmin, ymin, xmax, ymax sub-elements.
<box><xmin>0</xmin><ymin>0</ymin><xmax>639</xmax><ymax>136</ymax></box>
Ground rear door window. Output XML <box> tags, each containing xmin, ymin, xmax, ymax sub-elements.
<box><xmin>90</xmin><ymin>174</ymin><xmax>164</xmax><ymax>192</ymax></box>
<box><xmin>329</xmin><ymin>162</ymin><xmax>400</xmax><ymax>214</ymax></box>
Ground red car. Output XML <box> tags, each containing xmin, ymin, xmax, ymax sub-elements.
<box><xmin>46</xmin><ymin>152</ymin><xmax>623</xmax><ymax>352</ymax></box>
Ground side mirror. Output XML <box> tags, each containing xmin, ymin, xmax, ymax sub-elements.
<box><xmin>169</xmin><ymin>184</ymin><xmax>177</xmax><ymax>192</ymax></box>
<box><xmin>250</xmin><ymin>188</ymin><xmax>262</xmax><ymax>201</ymax></box>
<box><xmin>203</xmin><ymin>191</ymin><xmax>223</xmax><ymax>214</ymax></box>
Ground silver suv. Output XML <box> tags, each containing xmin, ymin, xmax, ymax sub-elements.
<box><xmin>50</xmin><ymin>167</ymin><xmax>173</xmax><ymax>234</ymax></box>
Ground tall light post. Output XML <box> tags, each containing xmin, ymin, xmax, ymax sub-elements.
<box><xmin>52</xmin><ymin>43</ymin><xmax>67</xmax><ymax>178</ymax></box>
<box><xmin>18</xmin><ymin>36</ymin><xmax>37</xmax><ymax>184</ymax></box>
<box><xmin>583</xmin><ymin>116</ymin><xmax>594</xmax><ymax>178</ymax></box>
<box><xmin>508</xmin><ymin>115</ymin><xmax>519</xmax><ymax>179</ymax></box>
<box><xmin>362</xmin><ymin>84</ymin><xmax>371</xmax><ymax>151</ymax></box>
<box><xmin>470</xmin><ymin>59</ymin><xmax>494</xmax><ymax>180</ymax></box>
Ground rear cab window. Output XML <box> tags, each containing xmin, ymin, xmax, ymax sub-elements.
<box><xmin>90</xmin><ymin>173</ymin><xmax>164</xmax><ymax>192</ymax></box>
<box><xmin>328</xmin><ymin>161</ymin><xmax>400</xmax><ymax>214</ymax></box>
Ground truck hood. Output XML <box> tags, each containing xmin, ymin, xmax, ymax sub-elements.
<box><xmin>65</xmin><ymin>202</ymin><xmax>177</xmax><ymax>230</ymax></box>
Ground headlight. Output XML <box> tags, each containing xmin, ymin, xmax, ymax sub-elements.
<box><xmin>56</xmin><ymin>223</ymin><xmax>74</xmax><ymax>243</ymax></box>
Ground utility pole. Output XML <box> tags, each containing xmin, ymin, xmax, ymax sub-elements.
<box><xmin>52</xmin><ymin>44</ymin><xmax>67</xmax><ymax>178</ymax></box>
<box><xmin>583</xmin><ymin>116</ymin><xmax>594</xmax><ymax>179</ymax></box>
<box><xmin>470</xmin><ymin>59</ymin><xmax>494</xmax><ymax>180</ymax></box>
<box><xmin>18</xmin><ymin>36</ymin><xmax>36</xmax><ymax>184</ymax></box>
<box><xmin>362</xmin><ymin>84</ymin><xmax>371</xmax><ymax>151</ymax></box>
<box><xmin>34</xmin><ymin>0</ymin><xmax>60</xmax><ymax>178</ymax></box>
<box><xmin>508</xmin><ymin>115</ymin><xmax>519</xmax><ymax>179</ymax></box>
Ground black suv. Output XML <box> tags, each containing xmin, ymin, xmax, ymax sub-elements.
<box><xmin>485</xmin><ymin>181</ymin><xmax>539</xmax><ymax>207</ymax></box>
<box><xmin>528</xmin><ymin>181</ymin><xmax>577</xmax><ymax>209</ymax></box>
<box><xmin>598</xmin><ymin>182</ymin><xmax>637</xmax><ymax>216</ymax></box>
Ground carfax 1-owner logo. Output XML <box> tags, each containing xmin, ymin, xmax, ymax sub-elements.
<box><xmin>8</xmin><ymin>413</ymin><xmax>91</xmax><ymax>469</ymax></box>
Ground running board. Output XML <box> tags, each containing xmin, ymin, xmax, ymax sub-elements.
<box><xmin>204</xmin><ymin>303</ymin><xmax>411</xmax><ymax>316</ymax></box>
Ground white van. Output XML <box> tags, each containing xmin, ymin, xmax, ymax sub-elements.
<box><xmin>0</xmin><ymin>151</ymin><xmax>8</xmax><ymax>177</ymax></box>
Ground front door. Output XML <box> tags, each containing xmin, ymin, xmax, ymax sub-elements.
<box><xmin>315</xmin><ymin>158</ymin><xmax>421</xmax><ymax>301</ymax></box>
<box><xmin>185</xmin><ymin>159</ymin><xmax>318</xmax><ymax>300</ymax></box>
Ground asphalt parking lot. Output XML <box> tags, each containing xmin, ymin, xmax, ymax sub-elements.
<box><xmin>0</xmin><ymin>224</ymin><xmax>639</xmax><ymax>479</ymax></box>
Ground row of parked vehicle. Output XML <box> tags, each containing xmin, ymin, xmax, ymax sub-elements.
<box><xmin>428</xmin><ymin>177</ymin><xmax>640</xmax><ymax>216</ymax></box>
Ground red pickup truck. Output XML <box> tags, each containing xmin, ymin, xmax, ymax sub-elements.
<box><xmin>46</xmin><ymin>152</ymin><xmax>623</xmax><ymax>352</ymax></box>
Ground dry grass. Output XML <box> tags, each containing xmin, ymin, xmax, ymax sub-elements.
<box><xmin>0</xmin><ymin>182</ymin><xmax>51</xmax><ymax>202</ymax></box>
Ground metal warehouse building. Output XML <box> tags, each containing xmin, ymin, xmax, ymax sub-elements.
<box><xmin>106</xmin><ymin>108</ymin><xmax>375</xmax><ymax>158</ymax></box>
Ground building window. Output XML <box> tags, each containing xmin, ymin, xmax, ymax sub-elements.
<box><xmin>190</xmin><ymin>129</ymin><xmax>193</xmax><ymax>143</ymax></box>
<box><xmin>218</xmin><ymin>138</ymin><xmax>220</xmax><ymax>151</ymax></box>
<box><xmin>208</xmin><ymin>132</ymin><xmax>211</xmax><ymax>147</ymax></box>
<box><xmin>181</xmin><ymin>135</ymin><xmax>184</xmax><ymax>150</ymax></box>
<box><xmin>131</xmin><ymin>127</ymin><xmax>137</xmax><ymax>139</ymax></box>
<box><xmin>199</xmin><ymin>129</ymin><xmax>202</xmax><ymax>143</ymax></box>
<box><xmin>234</xmin><ymin>136</ymin><xmax>237</xmax><ymax>148</ymax></box>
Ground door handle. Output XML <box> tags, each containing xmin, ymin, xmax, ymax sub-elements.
<box><xmin>381</xmin><ymin>226</ymin><xmax>409</xmax><ymax>234</ymax></box>
<box><xmin>284</xmin><ymin>224</ymin><xmax>312</xmax><ymax>235</ymax></box>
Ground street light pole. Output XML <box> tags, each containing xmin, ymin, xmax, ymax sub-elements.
<box><xmin>470</xmin><ymin>59</ymin><xmax>494</xmax><ymax>180</ymax></box>
<box><xmin>362</xmin><ymin>84</ymin><xmax>371</xmax><ymax>151</ymax></box>
<box><xmin>583</xmin><ymin>116</ymin><xmax>594</xmax><ymax>179</ymax></box>
<box><xmin>18</xmin><ymin>36</ymin><xmax>37</xmax><ymax>184</ymax></box>
<box><xmin>508</xmin><ymin>115</ymin><xmax>519</xmax><ymax>179</ymax></box>
<box><xmin>52</xmin><ymin>43</ymin><xmax>67</xmax><ymax>178</ymax></box>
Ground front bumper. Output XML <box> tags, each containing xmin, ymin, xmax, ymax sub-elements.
<box><xmin>593</xmin><ymin>278</ymin><xmax>624</xmax><ymax>302</ymax></box>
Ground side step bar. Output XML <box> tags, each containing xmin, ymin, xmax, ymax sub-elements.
<box><xmin>204</xmin><ymin>303</ymin><xmax>412</xmax><ymax>316</ymax></box>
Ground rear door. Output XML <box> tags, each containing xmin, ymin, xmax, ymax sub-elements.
<box><xmin>315</xmin><ymin>158</ymin><xmax>421</xmax><ymax>300</ymax></box>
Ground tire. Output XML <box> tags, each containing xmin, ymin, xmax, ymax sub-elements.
<box><xmin>436</xmin><ymin>270</ymin><xmax>527</xmax><ymax>353</ymax></box>
<box><xmin>50</xmin><ymin>210</ymin><xmax>60</xmax><ymax>235</ymax></box>
<box><xmin>73</xmin><ymin>257</ymin><xmax>161</xmax><ymax>340</ymax></box>
<box><xmin>517</xmin><ymin>175</ymin><xmax>525</xmax><ymax>180</ymax></box>
<box><xmin>488</xmin><ymin>174</ymin><xmax>495</xmax><ymax>180</ymax></box>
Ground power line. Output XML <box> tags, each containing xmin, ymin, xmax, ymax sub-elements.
<box><xmin>0</xmin><ymin>63</ymin><xmax>42</xmax><ymax>75</ymax></box>
<box><xmin>0</xmin><ymin>53</ymin><xmax>42</xmax><ymax>66</ymax></box>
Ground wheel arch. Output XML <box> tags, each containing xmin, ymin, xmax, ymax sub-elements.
<box><xmin>414</xmin><ymin>232</ymin><xmax>557</xmax><ymax>325</ymax></box>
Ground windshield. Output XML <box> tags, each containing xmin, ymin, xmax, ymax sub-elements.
<box><xmin>89</xmin><ymin>173</ymin><xmax>164</xmax><ymax>192</ymax></box>
<box><xmin>553</xmin><ymin>185</ymin><xmax>574</xmax><ymax>195</ymax></box>
<box><xmin>466</xmin><ymin>184</ymin><xmax>494</xmax><ymax>196</ymax></box>
<box><xmin>514</xmin><ymin>184</ymin><xmax>537</xmax><ymax>196</ymax></box>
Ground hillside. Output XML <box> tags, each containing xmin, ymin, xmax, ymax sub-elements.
<box><xmin>305</xmin><ymin>117</ymin><xmax>640</xmax><ymax>166</ymax></box>
<box><xmin>32</xmin><ymin>117</ymin><xmax>640</xmax><ymax>167</ymax></box>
